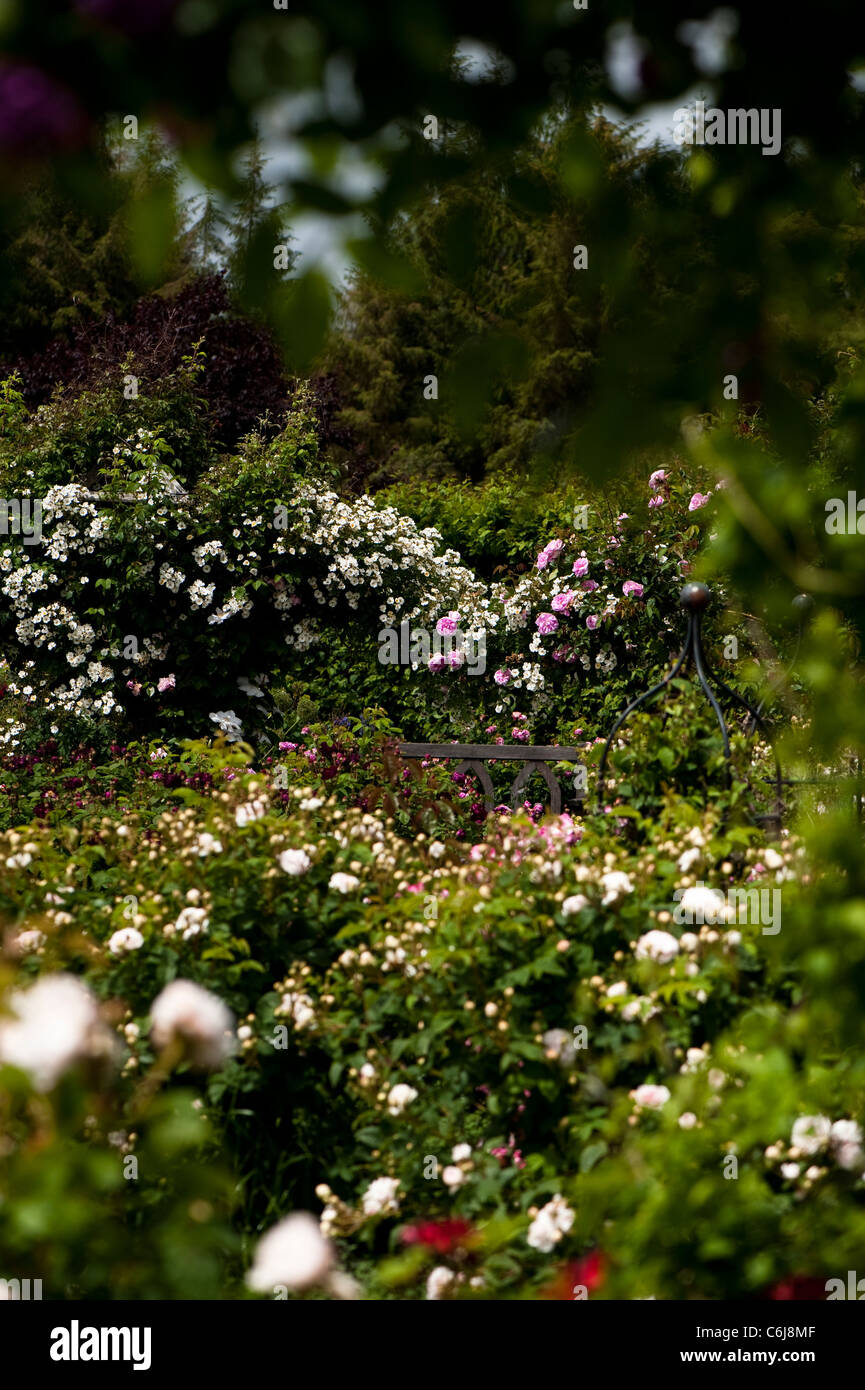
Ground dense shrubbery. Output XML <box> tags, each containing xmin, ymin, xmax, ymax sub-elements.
<box><xmin>2</xmin><ymin>720</ymin><xmax>864</xmax><ymax>1300</ymax></box>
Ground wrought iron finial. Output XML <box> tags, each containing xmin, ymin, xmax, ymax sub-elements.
<box><xmin>595</xmin><ymin>582</ymin><xmax>783</xmax><ymax>830</ymax></box>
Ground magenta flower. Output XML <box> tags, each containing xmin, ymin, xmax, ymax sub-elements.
<box><xmin>512</xmin><ymin>729</ymin><xmax>530</xmax><ymax>742</ymax></box>
<box><xmin>648</xmin><ymin>494</ymin><xmax>666</xmax><ymax>509</ymax></box>
<box><xmin>544</xmin><ymin>538</ymin><xmax>564</xmax><ymax>556</ymax></box>
<box><xmin>428</xmin><ymin>653</ymin><xmax>448</xmax><ymax>673</ymax></box>
<box><xmin>648</xmin><ymin>469</ymin><xmax>668</xmax><ymax>489</ymax></box>
<box><xmin>581</xmin><ymin>579</ymin><xmax>599</xmax><ymax>593</ymax></box>
<box><xmin>573</xmin><ymin>555</ymin><xmax>589</xmax><ymax>578</ymax></box>
<box><xmin>535</xmin><ymin>612</ymin><xmax>559</xmax><ymax>635</ymax></box>
<box><xmin>436</xmin><ymin>612</ymin><xmax>460</xmax><ymax>635</ymax></box>
<box><xmin>494</xmin><ymin>668</ymin><xmax>511</xmax><ymax>686</ymax></box>
<box><xmin>586</xmin><ymin>614</ymin><xmax>600</xmax><ymax>631</ymax></box>
<box><xmin>551</xmin><ymin>589</ymin><xmax>576</xmax><ymax>613</ymax></box>
<box><xmin>445</xmin><ymin>649</ymin><xmax>465</xmax><ymax>670</ymax></box>
<box><xmin>536</xmin><ymin>550</ymin><xmax>552</xmax><ymax>570</ymax></box>
<box><xmin>622</xmin><ymin>581</ymin><xmax>644</xmax><ymax>598</ymax></box>
<box><xmin>689</xmin><ymin>492</ymin><xmax>711</xmax><ymax>511</ymax></box>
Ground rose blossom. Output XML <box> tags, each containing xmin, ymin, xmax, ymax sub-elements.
<box><xmin>551</xmin><ymin>590</ymin><xmax>576</xmax><ymax>613</ymax></box>
<box><xmin>631</xmin><ymin>1084</ymin><xmax>671</xmax><ymax>1109</ymax></box>
<box><xmin>648</xmin><ymin>469</ymin><xmax>667</xmax><ymax>488</ymax></box>
<box><xmin>108</xmin><ymin>927</ymin><xmax>144</xmax><ymax>956</ymax></box>
<box><xmin>688</xmin><ymin>492</ymin><xmax>711</xmax><ymax>511</ymax></box>
<box><xmin>247</xmin><ymin>1212</ymin><xmax>334</xmax><ymax>1292</ymax></box>
<box><xmin>622</xmin><ymin>580</ymin><xmax>644</xmax><ymax>598</ymax></box>
<box><xmin>634</xmin><ymin>930</ymin><xmax>679</xmax><ymax>964</ymax></box>
<box><xmin>586</xmin><ymin>614</ymin><xmax>599</xmax><ymax>631</ymax></box>
<box><xmin>573</xmin><ymin>556</ymin><xmax>589</xmax><ymax>578</ymax></box>
<box><xmin>535</xmin><ymin>612</ymin><xmax>559</xmax><ymax>635</ymax></box>
<box><xmin>150</xmin><ymin>979</ymin><xmax>233</xmax><ymax>1069</ymax></box>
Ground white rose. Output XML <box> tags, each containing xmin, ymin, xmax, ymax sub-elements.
<box><xmin>632</xmin><ymin>1083</ymin><xmax>671</xmax><ymax>1109</ymax></box>
<box><xmin>386</xmin><ymin>1083</ymin><xmax>418</xmax><ymax>1116</ymax></box>
<box><xmin>279</xmin><ymin>849</ymin><xmax>312</xmax><ymax>876</ymax></box>
<box><xmin>451</xmin><ymin>1143</ymin><xmax>472</xmax><ymax>1162</ymax></box>
<box><xmin>426</xmin><ymin>1266</ymin><xmax>456</xmax><ymax>1300</ymax></box>
<box><xmin>600</xmin><ymin>871</ymin><xmax>633</xmax><ymax>906</ymax></box>
<box><xmin>247</xmin><ymin>1212</ymin><xmax>334</xmax><ymax>1292</ymax></box>
<box><xmin>442</xmin><ymin>1165</ymin><xmax>465</xmax><ymax>1191</ymax></box>
<box><xmin>0</xmin><ymin>975</ymin><xmax>114</xmax><ymax>1091</ymax></box>
<box><xmin>634</xmin><ymin>930</ymin><xmax>679</xmax><ymax>964</ymax></box>
<box><xmin>790</xmin><ymin>1115</ymin><xmax>831</xmax><ymax>1155</ymax></box>
<box><xmin>562</xmin><ymin>894</ymin><xmax>589</xmax><ymax>917</ymax></box>
<box><xmin>150</xmin><ymin>979</ymin><xmax>233</xmax><ymax>1069</ymax></box>
<box><xmin>677</xmin><ymin>847</ymin><xmax>701</xmax><ymax>873</ymax></box>
<box><xmin>329</xmin><ymin>872</ymin><xmax>360</xmax><ymax>894</ymax></box>
<box><xmin>108</xmin><ymin>927</ymin><xmax>144</xmax><ymax>956</ymax></box>
<box><xmin>361</xmin><ymin>1176</ymin><xmax>400</xmax><ymax>1217</ymax></box>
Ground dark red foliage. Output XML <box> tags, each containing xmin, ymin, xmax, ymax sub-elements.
<box><xmin>4</xmin><ymin>274</ymin><xmax>293</xmax><ymax>450</ymax></box>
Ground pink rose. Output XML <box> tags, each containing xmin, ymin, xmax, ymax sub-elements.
<box><xmin>689</xmin><ymin>492</ymin><xmax>711</xmax><ymax>511</ymax></box>
<box><xmin>581</xmin><ymin>579</ymin><xmax>599</xmax><ymax>593</ymax></box>
<box><xmin>648</xmin><ymin>469</ymin><xmax>667</xmax><ymax>488</ymax></box>
<box><xmin>586</xmin><ymin>614</ymin><xmax>600</xmax><ymax>631</ymax></box>
<box><xmin>157</xmin><ymin>674</ymin><xmax>176</xmax><ymax>693</ymax></box>
<box><xmin>551</xmin><ymin>590</ymin><xmax>575</xmax><ymax>613</ymax></box>
<box><xmin>573</xmin><ymin>556</ymin><xmax>589</xmax><ymax>578</ymax></box>
<box><xmin>535</xmin><ymin>612</ymin><xmax>559</xmax><ymax>635</ymax></box>
<box><xmin>493</xmin><ymin>668</ymin><xmax>511</xmax><ymax>686</ymax></box>
<box><xmin>622</xmin><ymin>581</ymin><xmax>643</xmax><ymax>598</ymax></box>
<box><xmin>648</xmin><ymin>494</ymin><xmax>666</xmax><ymax>509</ymax></box>
<box><xmin>436</xmin><ymin>612</ymin><xmax>460</xmax><ymax>634</ymax></box>
<box><xmin>445</xmin><ymin>649</ymin><xmax>465</xmax><ymax>669</ymax></box>
<box><xmin>536</xmin><ymin>550</ymin><xmax>552</xmax><ymax>570</ymax></box>
<box><xmin>428</xmin><ymin>653</ymin><xmax>447</xmax><ymax>673</ymax></box>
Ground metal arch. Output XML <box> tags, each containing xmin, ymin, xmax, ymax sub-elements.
<box><xmin>595</xmin><ymin>583</ymin><xmax>784</xmax><ymax>830</ymax></box>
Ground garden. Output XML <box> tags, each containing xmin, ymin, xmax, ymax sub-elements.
<box><xmin>1</xmin><ymin>2</ymin><xmax>865</xmax><ymax>1312</ymax></box>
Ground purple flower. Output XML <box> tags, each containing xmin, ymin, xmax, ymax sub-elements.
<box><xmin>535</xmin><ymin>612</ymin><xmax>559</xmax><ymax>635</ymax></box>
<box><xmin>622</xmin><ymin>581</ymin><xmax>644</xmax><ymax>598</ymax></box>
<box><xmin>573</xmin><ymin>555</ymin><xmax>589</xmax><ymax>578</ymax></box>
<box><xmin>436</xmin><ymin>612</ymin><xmax>460</xmax><ymax>635</ymax></box>
<box><xmin>493</xmin><ymin>668</ymin><xmax>511</xmax><ymax>686</ymax></box>
<box><xmin>586</xmin><ymin>614</ymin><xmax>600</xmax><ymax>631</ymax></box>
<box><xmin>689</xmin><ymin>492</ymin><xmax>712</xmax><ymax>511</ymax></box>
<box><xmin>648</xmin><ymin>469</ymin><xmax>668</xmax><ymax>489</ymax></box>
<box><xmin>648</xmin><ymin>494</ymin><xmax>666</xmax><ymax>509</ymax></box>
<box><xmin>74</xmin><ymin>0</ymin><xmax>180</xmax><ymax>35</ymax></box>
<box><xmin>511</xmin><ymin>728</ymin><xmax>530</xmax><ymax>742</ymax></box>
<box><xmin>0</xmin><ymin>63</ymin><xmax>89</xmax><ymax>156</ymax></box>
<box><xmin>428</xmin><ymin>653</ymin><xmax>448</xmax><ymax>673</ymax></box>
<box><xmin>550</xmin><ymin>590</ymin><xmax>576</xmax><ymax>613</ymax></box>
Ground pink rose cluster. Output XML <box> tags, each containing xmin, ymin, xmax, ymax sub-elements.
<box><xmin>536</xmin><ymin>538</ymin><xmax>564</xmax><ymax>570</ymax></box>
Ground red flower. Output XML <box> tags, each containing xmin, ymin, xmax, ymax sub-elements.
<box><xmin>541</xmin><ymin>1251</ymin><xmax>607</xmax><ymax>1300</ymax></box>
<box><xmin>766</xmin><ymin>1276</ymin><xmax>827</xmax><ymax>1300</ymax></box>
<box><xmin>400</xmin><ymin>1219</ymin><xmax>474</xmax><ymax>1255</ymax></box>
